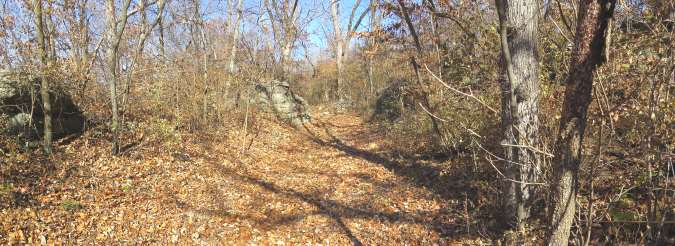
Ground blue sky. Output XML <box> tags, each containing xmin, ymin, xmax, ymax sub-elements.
<box><xmin>0</xmin><ymin>0</ymin><xmax>373</xmax><ymax>66</ymax></box>
<box><xmin>201</xmin><ymin>0</ymin><xmax>373</xmax><ymax>58</ymax></box>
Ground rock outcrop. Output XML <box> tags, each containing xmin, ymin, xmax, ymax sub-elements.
<box><xmin>0</xmin><ymin>69</ymin><xmax>84</xmax><ymax>139</ymax></box>
<box><xmin>254</xmin><ymin>80</ymin><xmax>310</xmax><ymax>126</ymax></box>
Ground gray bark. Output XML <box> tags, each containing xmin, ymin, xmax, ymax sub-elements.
<box><xmin>32</xmin><ymin>0</ymin><xmax>52</xmax><ymax>154</ymax></box>
<box><xmin>105</xmin><ymin>0</ymin><xmax>132</xmax><ymax>155</ymax></box>
<box><xmin>330</xmin><ymin>0</ymin><xmax>344</xmax><ymax>101</ymax></box>
<box><xmin>495</xmin><ymin>0</ymin><xmax>542</xmax><ymax>230</ymax></box>
<box><xmin>263</xmin><ymin>0</ymin><xmax>300</xmax><ymax>79</ymax></box>
<box><xmin>330</xmin><ymin>0</ymin><xmax>369</xmax><ymax>101</ymax></box>
<box><xmin>226</xmin><ymin>0</ymin><xmax>244</xmax><ymax>98</ymax></box>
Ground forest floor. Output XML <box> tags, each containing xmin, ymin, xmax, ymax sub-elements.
<box><xmin>1</xmin><ymin>111</ymin><xmax>500</xmax><ymax>245</ymax></box>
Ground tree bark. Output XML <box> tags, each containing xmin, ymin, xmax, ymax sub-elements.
<box><xmin>367</xmin><ymin>0</ymin><xmax>380</xmax><ymax>100</ymax></box>
<box><xmin>547</xmin><ymin>1</ymin><xmax>616</xmax><ymax>245</ymax></box>
<box><xmin>32</xmin><ymin>0</ymin><xmax>52</xmax><ymax>154</ymax></box>
<box><xmin>330</xmin><ymin>0</ymin><xmax>368</xmax><ymax>101</ymax></box>
<box><xmin>226</xmin><ymin>0</ymin><xmax>244</xmax><ymax>99</ymax></box>
<box><xmin>495</xmin><ymin>0</ymin><xmax>541</xmax><ymax>230</ymax></box>
<box><xmin>105</xmin><ymin>0</ymin><xmax>132</xmax><ymax>155</ymax></box>
<box><xmin>330</xmin><ymin>0</ymin><xmax>344</xmax><ymax>101</ymax></box>
<box><xmin>263</xmin><ymin>0</ymin><xmax>300</xmax><ymax>80</ymax></box>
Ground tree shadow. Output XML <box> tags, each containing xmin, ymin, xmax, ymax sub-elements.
<box><xmin>168</xmin><ymin>156</ymin><xmax>466</xmax><ymax>245</ymax></box>
<box><xmin>0</xmin><ymin>154</ymin><xmax>57</xmax><ymax>209</ymax></box>
<box><xmin>296</xmin><ymin>121</ymin><xmax>502</xmax><ymax>238</ymax></box>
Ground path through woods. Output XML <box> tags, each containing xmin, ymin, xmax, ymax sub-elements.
<box><xmin>1</xmin><ymin>112</ymin><xmax>487</xmax><ymax>245</ymax></box>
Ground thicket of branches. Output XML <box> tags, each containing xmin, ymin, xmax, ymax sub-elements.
<box><xmin>1</xmin><ymin>0</ymin><xmax>673</xmax><ymax>244</ymax></box>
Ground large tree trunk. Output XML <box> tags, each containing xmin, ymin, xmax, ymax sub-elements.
<box><xmin>280</xmin><ymin>42</ymin><xmax>292</xmax><ymax>79</ymax></box>
<box><xmin>547</xmin><ymin>1</ymin><xmax>616</xmax><ymax>245</ymax></box>
<box><xmin>495</xmin><ymin>0</ymin><xmax>541</xmax><ymax>229</ymax></box>
<box><xmin>32</xmin><ymin>0</ymin><xmax>52</xmax><ymax>154</ymax></box>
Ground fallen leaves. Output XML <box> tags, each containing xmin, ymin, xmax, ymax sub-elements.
<box><xmin>0</xmin><ymin>112</ymin><xmax>480</xmax><ymax>245</ymax></box>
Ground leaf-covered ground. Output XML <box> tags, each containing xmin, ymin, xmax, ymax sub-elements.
<box><xmin>1</xmin><ymin>112</ymin><xmax>487</xmax><ymax>245</ymax></box>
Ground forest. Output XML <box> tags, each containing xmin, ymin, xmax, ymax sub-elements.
<box><xmin>0</xmin><ymin>0</ymin><xmax>673</xmax><ymax>245</ymax></box>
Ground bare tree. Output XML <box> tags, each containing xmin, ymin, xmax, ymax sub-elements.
<box><xmin>225</xmin><ymin>0</ymin><xmax>244</xmax><ymax>98</ymax></box>
<box><xmin>105</xmin><ymin>0</ymin><xmax>133</xmax><ymax>155</ymax></box>
<box><xmin>366</xmin><ymin>0</ymin><xmax>381</xmax><ymax>99</ymax></box>
<box><xmin>65</xmin><ymin>0</ymin><xmax>92</xmax><ymax>86</ymax></box>
<box><xmin>31</xmin><ymin>0</ymin><xmax>52</xmax><ymax>154</ymax></box>
<box><xmin>547</xmin><ymin>0</ymin><xmax>617</xmax><ymax>245</ymax></box>
<box><xmin>329</xmin><ymin>0</ymin><xmax>369</xmax><ymax>101</ymax></box>
<box><xmin>495</xmin><ymin>0</ymin><xmax>541</xmax><ymax>230</ymax></box>
<box><xmin>395</xmin><ymin>0</ymin><xmax>442</xmax><ymax>140</ymax></box>
<box><xmin>121</xmin><ymin>0</ymin><xmax>167</xmax><ymax>117</ymax></box>
<box><xmin>263</xmin><ymin>0</ymin><xmax>301</xmax><ymax>79</ymax></box>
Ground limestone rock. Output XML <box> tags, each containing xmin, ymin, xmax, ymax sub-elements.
<box><xmin>254</xmin><ymin>80</ymin><xmax>310</xmax><ymax>126</ymax></box>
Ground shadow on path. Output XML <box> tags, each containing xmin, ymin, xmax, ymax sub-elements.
<box><xmin>296</xmin><ymin>119</ymin><xmax>501</xmax><ymax>237</ymax></box>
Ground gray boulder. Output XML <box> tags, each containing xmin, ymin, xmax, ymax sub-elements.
<box><xmin>0</xmin><ymin>69</ymin><xmax>84</xmax><ymax>139</ymax></box>
<box><xmin>254</xmin><ymin>80</ymin><xmax>310</xmax><ymax>126</ymax></box>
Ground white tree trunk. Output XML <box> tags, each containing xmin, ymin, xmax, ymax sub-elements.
<box><xmin>331</xmin><ymin>0</ymin><xmax>344</xmax><ymax>101</ymax></box>
<box><xmin>225</xmin><ymin>0</ymin><xmax>244</xmax><ymax>99</ymax></box>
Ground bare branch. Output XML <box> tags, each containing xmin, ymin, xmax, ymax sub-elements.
<box><xmin>424</xmin><ymin>64</ymin><xmax>498</xmax><ymax>114</ymax></box>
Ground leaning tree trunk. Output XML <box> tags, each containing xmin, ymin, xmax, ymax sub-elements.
<box><xmin>32</xmin><ymin>0</ymin><xmax>52</xmax><ymax>154</ymax></box>
<box><xmin>396</xmin><ymin>0</ymin><xmax>443</xmax><ymax>141</ymax></box>
<box><xmin>495</xmin><ymin>0</ymin><xmax>541</xmax><ymax>230</ymax></box>
<box><xmin>547</xmin><ymin>1</ymin><xmax>616</xmax><ymax>245</ymax></box>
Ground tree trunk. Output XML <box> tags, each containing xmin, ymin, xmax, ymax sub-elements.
<box><xmin>105</xmin><ymin>0</ymin><xmax>132</xmax><ymax>155</ymax></box>
<box><xmin>263</xmin><ymin>0</ymin><xmax>300</xmax><ymax>80</ymax></box>
<box><xmin>336</xmin><ymin>44</ymin><xmax>344</xmax><ymax>101</ymax></box>
<box><xmin>122</xmin><ymin>0</ymin><xmax>166</xmax><ymax>119</ymax></box>
<box><xmin>158</xmin><ymin>17</ymin><xmax>166</xmax><ymax>58</ymax></box>
<box><xmin>495</xmin><ymin>0</ymin><xmax>541</xmax><ymax>230</ymax></box>
<box><xmin>330</xmin><ymin>0</ymin><xmax>344</xmax><ymax>101</ymax></box>
<box><xmin>367</xmin><ymin>0</ymin><xmax>380</xmax><ymax>100</ymax></box>
<box><xmin>547</xmin><ymin>1</ymin><xmax>616</xmax><ymax>245</ymax></box>
<box><xmin>32</xmin><ymin>0</ymin><xmax>52</xmax><ymax>154</ymax></box>
<box><xmin>77</xmin><ymin>0</ymin><xmax>90</xmax><ymax>82</ymax></box>
<box><xmin>45</xmin><ymin>5</ymin><xmax>57</xmax><ymax>63</ymax></box>
<box><xmin>226</xmin><ymin>0</ymin><xmax>244</xmax><ymax>100</ymax></box>
<box><xmin>281</xmin><ymin>42</ymin><xmax>293</xmax><ymax>79</ymax></box>
<box><xmin>396</xmin><ymin>0</ymin><xmax>443</xmax><ymax>141</ymax></box>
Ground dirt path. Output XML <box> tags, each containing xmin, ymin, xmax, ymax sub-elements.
<box><xmin>1</xmin><ymin>113</ymin><xmax>478</xmax><ymax>245</ymax></box>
